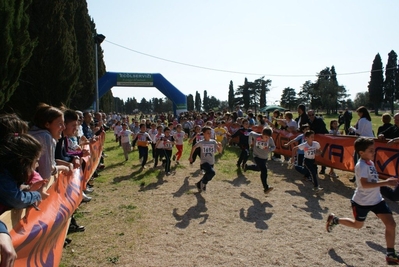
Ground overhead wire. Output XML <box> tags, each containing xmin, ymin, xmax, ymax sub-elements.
<box><xmin>104</xmin><ymin>40</ymin><xmax>396</xmax><ymax>78</ymax></box>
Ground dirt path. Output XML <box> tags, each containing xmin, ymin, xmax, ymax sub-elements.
<box><xmin>62</xmin><ymin>158</ymin><xmax>399</xmax><ymax>267</ymax></box>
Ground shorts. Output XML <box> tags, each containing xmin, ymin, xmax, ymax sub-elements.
<box><xmin>351</xmin><ymin>200</ymin><xmax>392</xmax><ymax>222</ymax></box>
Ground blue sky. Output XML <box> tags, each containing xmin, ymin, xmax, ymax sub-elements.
<box><xmin>87</xmin><ymin>0</ymin><xmax>399</xmax><ymax>105</ymax></box>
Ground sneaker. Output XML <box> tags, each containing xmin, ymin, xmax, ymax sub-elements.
<box><xmin>319</xmin><ymin>170</ymin><xmax>325</xmax><ymax>175</ymax></box>
<box><xmin>196</xmin><ymin>181</ymin><xmax>203</xmax><ymax>193</ymax></box>
<box><xmin>166</xmin><ymin>172</ymin><xmax>171</xmax><ymax>175</ymax></box>
<box><xmin>68</xmin><ymin>224</ymin><xmax>85</xmax><ymax>234</ymax></box>
<box><xmin>386</xmin><ymin>253</ymin><xmax>399</xmax><ymax>265</ymax></box>
<box><xmin>142</xmin><ymin>165</ymin><xmax>147</xmax><ymax>169</ymax></box>
<box><xmin>172</xmin><ymin>155</ymin><xmax>176</xmax><ymax>161</ymax></box>
<box><xmin>264</xmin><ymin>187</ymin><xmax>274</xmax><ymax>194</ymax></box>
<box><xmin>201</xmin><ymin>169</ymin><xmax>205</xmax><ymax>175</ymax></box>
<box><xmin>313</xmin><ymin>187</ymin><xmax>324</xmax><ymax>194</ymax></box>
<box><xmin>202</xmin><ymin>183</ymin><xmax>207</xmax><ymax>192</ymax></box>
<box><xmin>329</xmin><ymin>172</ymin><xmax>338</xmax><ymax>178</ymax></box>
<box><xmin>326</xmin><ymin>213</ymin><xmax>338</xmax><ymax>232</ymax></box>
<box><xmin>84</xmin><ymin>187</ymin><xmax>94</xmax><ymax>194</ymax></box>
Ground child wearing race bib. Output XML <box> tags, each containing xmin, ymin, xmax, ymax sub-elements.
<box><xmin>189</xmin><ymin>126</ymin><xmax>222</xmax><ymax>193</ymax></box>
<box><xmin>244</xmin><ymin>127</ymin><xmax>276</xmax><ymax>194</ymax></box>
<box><xmin>157</xmin><ymin>127</ymin><xmax>175</xmax><ymax>175</ymax></box>
<box><xmin>326</xmin><ymin>137</ymin><xmax>399</xmax><ymax>265</ymax></box>
<box><xmin>291</xmin><ymin>130</ymin><xmax>323</xmax><ymax>194</ymax></box>
<box><xmin>172</xmin><ymin>124</ymin><xmax>186</xmax><ymax>164</ymax></box>
<box><xmin>118</xmin><ymin>123</ymin><xmax>133</xmax><ymax>161</ymax></box>
<box><xmin>147</xmin><ymin>123</ymin><xmax>158</xmax><ymax>160</ymax></box>
<box><xmin>132</xmin><ymin>124</ymin><xmax>152</xmax><ymax>169</ymax></box>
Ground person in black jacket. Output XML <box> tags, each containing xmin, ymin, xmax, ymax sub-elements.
<box><xmin>231</xmin><ymin>119</ymin><xmax>252</xmax><ymax>168</ymax></box>
<box><xmin>296</xmin><ymin>104</ymin><xmax>310</xmax><ymax>131</ymax></box>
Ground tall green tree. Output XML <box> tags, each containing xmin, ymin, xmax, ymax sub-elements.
<box><xmin>313</xmin><ymin>66</ymin><xmax>348</xmax><ymax>114</ymax></box>
<box><xmin>280</xmin><ymin>87</ymin><xmax>297</xmax><ymax>110</ymax></box>
<box><xmin>187</xmin><ymin>94</ymin><xmax>194</xmax><ymax>111</ymax></box>
<box><xmin>368</xmin><ymin>53</ymin><xmax>384</xmax><ymax>114</ymax></box>
<box><xmin>70</xmin><ymin>3</ymin><xmax>97</xmax><ymax>110</ymax></box>
<box><xmin>6</xmin><ymin>0</ymin><xmax>81</xmax><ymax>119</ymax></box>
<box><xmin>234</xmin><ymin>78</ymin><xmax>250</xmax><ymax>110</ymax></box>
<box><xmin>203</xmin><ymin>90</ymin><xmax>209</xmax><ymax>111</ymax></box>
<box><xmin>297</xmin><ymin>80</ymin><xmax>314</xmax><ymax>106</ymax></box>
<box><xmin>0</xmin><ymin>0</ymin><xmax>36</xmax><ymax>110</ymax></box>
<box><xmin>228</xmin><ymin>80</ymin><xmax>234</xmax><ymax>111</ymax></box>
<box><xmin>195</xmin><ymin>91</ymin><xmax>201</xmax><ymax>112</ymax></box>
<box><xmin>384</xmin><ymin>50</ymin><xmax>398</xmax><ymax>114</ymax></box>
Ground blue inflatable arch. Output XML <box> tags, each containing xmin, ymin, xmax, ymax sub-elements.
<box><xmin>98</xmin><ymin>72</ymin><xmax>187</xmax><ymax>115</ymax></box>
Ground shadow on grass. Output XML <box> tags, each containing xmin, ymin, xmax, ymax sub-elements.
<box><xmin>173</xmin><ymin>176</ymin><xmax>191</xmax><ymax>198</ymax></box>
<box><xmin>223</xmin><ymin>168</ymin><xmax>251</xmax><ymax>187</ymax></box>
<box><xmin>173</xmin><ymin>192</ymin><xmax>208</xmax><ymax>229</ymax></box>
<box><xmin>328</xmin><ymin>248</ymin><xmax>354</xmax><ymax>267</ymax></box>
<box><xmin>139</xmin><ymin>171</ymin><xmax>168</xmax><ymax>192</ymax></box>
<box><xmin>112</xmin><ymin>167</ymin><xmax>157</xmax><ymax>184</ymax></box>
<box><xmin>239</xmin><ymin>191</ymin><xmax>273</xmax><ymax>230</ymax></box>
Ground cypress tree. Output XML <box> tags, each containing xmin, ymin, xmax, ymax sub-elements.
<box><xmin>228</xmin><ymin>81</ymin><xmax>234</xmax><ymax>111</ymax></box>
<box><xmin>0</xmin><ymin>0</ymin><xmax>36</xmax><ymax>110</ymax></box>
<box><xmin>6</xmin><ymin>0</ymin><xmax>80</xmax><ymax>118</ymax></box>
<box><xmin>368</xmin><ymin>53</ymin><xmax>384</xmax><ymax>114</ymax></box>
<box><xmin>384</xmin><ymin>50</ymin><xmax>398</xmax><ymax>114</ymax></box>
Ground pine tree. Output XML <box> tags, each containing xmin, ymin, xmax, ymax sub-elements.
<box><xmin>368</xmin><ymin>53</ymin><xmax>384</xmax><ymax>114</ymax></box>
<box><xmin>0</xmin><ymin>0</ymin><xmax>36</xmax><ymax>110</ymax></box>
<box><xmin>384</xmin><ymin>50</ymin><xmax>398</xmax><ymax>114</ymax></box>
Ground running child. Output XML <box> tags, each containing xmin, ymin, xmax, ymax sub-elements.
<box><xmin>326</xmin><ymin>137</ymin><xmax>399</xmax><ymax>265</ymax></box>
<box><xmin>284</xmin><ymin>123</ymin><xmax>310</xmax><ymax>180</ymax></box>
<box><xmin>214</xmin><ymin>121</ymin><xmax>228</xmax><ymax>150</ymax></box>
<box><xmin>132</xmin><ymin>123</ymin><xmax>152</xmax><ymax>169</ymax></box>
<box><xmin>290</xmin><ymin>130</ymin><xmax>323</xmax><ymax>194</ymax></box>
<box><xmin>148</xmin><ymin>123</ymin><xmax>158</xmax><ymax>160</ymax></box>
<box><xmin>230</xmin><ymin>119</ymin><xmax>252</xmax><ymax>168</ymax></box>
<box><xmin>157</xmin><ymin>127</ymin><xmax>175</xmax><ymax>175</ymax></box>
<box><xmin>189</xmin><ymin>126</ymin><xmax>222</xmax><ymax>193</ymax></box>
<box><xmin>188</xmin><ymin>125</ymin><xmax>204</xmax><ymax>167</ymax></box>
<box><xmin>244</xmin><ymin>127</ymin><xmax>276</xmax><ymax>194</ymax></box>
<box><xmin>119</xmin><ymin>123</ymin><xmax>133</xmax><ymax>161</ymax></box>
<box><xmin>153</xmin><ymin>126</ymin><xmax>164</xmax><ymax>168</ymax></box>
<box><xmin>172</xmin><ymin>124</ymin><xmax>186</xmax><ymax>164</ymax></box>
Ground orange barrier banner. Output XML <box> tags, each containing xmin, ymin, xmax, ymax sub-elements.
<box><xmin>1</xmin><ymin>132</ymin><xmax>104</xmax><ymax>267</ymax></box>
<box><xmin>272</xmin><ymin>130</ymin><xmax>399</xmax><ymax>178</ymax></box>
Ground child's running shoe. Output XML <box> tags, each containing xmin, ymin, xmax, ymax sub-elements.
<box><xmin>196</xmin><ymin>181</ymin><xmax>205</xmax><ymax>193</ymax></box>
<box><xmin>172</xmin><ymin>155</ymin><xmax>176</xmax><ymax>161</ymax></box>
<box><xmin>313</xmin><ymin>187</ymin><xmax>324</xmax><ymax>195</ymax></box>
<box><xmin>386</xmin><ymin>253</ymin><xmax>399</xmax><ymax>265</ymax></box>
<box><xmin>264</xmin><ymin>186</ymin><xmax>274</xmax><ymax>194</ymax></box>
<box><xmin>326</xmin><ymin>213</ymin><xmax>338</xmax><ymax>232</ymax></box>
